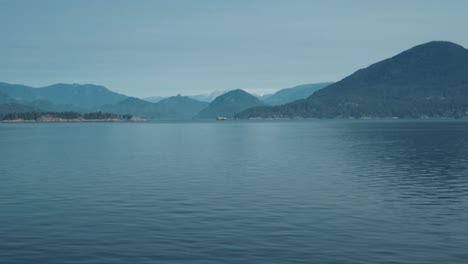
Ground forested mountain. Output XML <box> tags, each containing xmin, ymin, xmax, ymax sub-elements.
<box><xmin>100</xmin><ymin>97</ymin><xmax>163</xmax><ymax>119</ymax></box>
<box><xmin>156</xmin><ymin>95</ymin><xmax>209</xmax><ymax>119</ymax></box>
<box><xmin>237</xmin><ymin>41</ymin><xmax>468</xmax><ymax>119</ymax></box>
<box><xmin>100</xmin><ymin>95</ymin><xmax>208</xmax><ymax>119</ymax></box>
<box><xmin>0</xmin><ymin>92</ymin><xmax>16</xmax><ymax>104</ymax></box>
<box><xmin>0</xmin><ymin>83</ymin><xmax>127</xmax><ymax>109</ymax></box>
<box><xmin>144</xmin><ymin>90</ymin><xmax>228</xmax><ymax>103</ymax></box>
<box><xmin>0</xmin><ymin>104</ymin><xmax>38</xmax><ymax>117</ymax></box>
<box><xmin>0</xmin><ymin>82</ymin><xmax>209</xmax><ymax>120</ymax></box>
<box><xmin>264</xmin><ymin>82</ymin><xmax>333</xmax><ymax>105</ymax></box>
<box><xmin>197</xmin><ymin>89</ymin><xmax>264</xmax><ymax>118</ymax></box>
<box><xmin>4</xmin><ymin>41</ymin><xmax>468</xmax><ymax>120</ymax></box>
<box><xmin>0</xmin><ymin>92</ymin><xmax>39</xmax><ymax>117</ymax></box>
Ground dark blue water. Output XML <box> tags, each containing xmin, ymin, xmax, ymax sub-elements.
<box><xmin>1</xmin><ymin>120</ymin><xmax>468</xmax><ymax>264</ymax></box>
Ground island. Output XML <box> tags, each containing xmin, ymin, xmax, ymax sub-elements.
<box><xmin>1</xmin><ymin>112</ymin><xmax>144</xmax><ymax>122</ymax></box>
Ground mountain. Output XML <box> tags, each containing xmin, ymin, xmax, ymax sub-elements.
<box><xmin>156</xmin><ymin>95</ymin><xmax>208</xmax><ymax>119</ymax></box>
<box><xmin>0</xmin><ymin>83</ymin><xmax>128</xmax><ymax>110</ymax></box>
<box><xmin>144</xmin><ymin>91</ymin><xmax>228</xmax><ymax>103</ymax></box>
<box><xmin>0</xmin><ymin>103</ymin><xmax>39</xmax><ymax>117</ymax></box>
<box><xmin>0</xmin><ymin>90</ymin><xmax>85</xmax><ymax>114</ymax></box>
<box><xmin>142</xmin><ymin>96</ymin><xmax>168</xmax><ymax>103</ymax></box>
<box><xmin>189</xmin><ymin>90</ymin><xmax>229</xmax><ymax>102</ymax></box>
<box><xmin>0</xmin><ymin>81</ymin><xmax>208</xmax><ymax>120</ymax></box>
<box><xmin>0</xmin><ymin>92</ymin><xmax>16</xmax><ymax>104</ymax></box>
<box><xmin>255</xmin><ymin>93</ymin><xmax>273</xmax><ymax>101</ymax></box>
<box><xmin>264</xmin><ymin>82</ymin><xmax>333</xmax><ymax>105</ymax></box>
<box><xmin>101</xmin><ymin>95</ymin><xmax>208</xmax><ymax>119</ymax></box>
<box><xmin>100</xmin><ymin>97</ymin><xmax>162</xmax><ymax>119</ymax></box>
<box><xmin>0</xmin><ymin>83</ymin><xmax>34</xmax><ymax>101</ymax></box>
<box><xmin>25</xmin><ymin>100</ymin><xmax>88</xmax><ymax>112</ymax></box>
<box><xmin>197</xmin><ymin>89</ymin><xmax>264</xmax><ymax>118</ymax></box>
<box><xmin>143</xmin><ymin>90</ymin><xmax>228</xmax><ymax>103</ymax></box>
<box><xmin>0</xmin><ymin>92</ymin><xmax>39</xmax><ymax>117</ymax></box>
<box><xmin>237</xmin><ymin>41</ymin><xmax>468</xmax><ymax>119</ymax></box>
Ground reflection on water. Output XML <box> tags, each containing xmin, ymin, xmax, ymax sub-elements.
<box><xmin>339</xmin><ymin>121</ymin><xmax>468</xmax><ymax>204</ymax></box>
<box><xmin>0</xmin><ymin>120</ymin><xmax>468</xmax><ymax>264</ymax></box>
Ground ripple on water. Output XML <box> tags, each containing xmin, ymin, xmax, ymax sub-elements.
<box><xmin>1</xmin><ymin>120</ymin><xmax>468</xmax><ymax>264</ymax></box>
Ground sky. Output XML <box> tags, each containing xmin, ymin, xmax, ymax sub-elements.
<box><xmin>1</xmin><ymin>0</ymin><xmax>467</xmax><ymax>97</ymax></box>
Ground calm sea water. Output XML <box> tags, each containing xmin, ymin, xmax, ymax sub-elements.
<box><xmin>1</xmin><ymin>120</ymin><xmax>468</xmax><ymax>264</ymax></box>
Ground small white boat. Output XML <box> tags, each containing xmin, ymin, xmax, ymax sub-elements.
<box><xmin>216</xmin><ymin>116</ymin><xmax>227</xmax><ymax>121</ymax></box>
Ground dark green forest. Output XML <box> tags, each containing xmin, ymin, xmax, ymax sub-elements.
<box><xmin>1</xmin><ymin>111</ymin><xmax>134</xmax><ymax>121</ymax></box>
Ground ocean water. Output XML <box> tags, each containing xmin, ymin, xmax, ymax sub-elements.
<box><xmin>1</xmin><ymin>120</ymin><xmax>468</xmax><ymax>264</ymax></box>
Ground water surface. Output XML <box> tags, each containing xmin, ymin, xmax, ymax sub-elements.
<box><xmin>1</xmin><ymin>120</ymin><xmax>468</xmax><ymax>263</ymax></box>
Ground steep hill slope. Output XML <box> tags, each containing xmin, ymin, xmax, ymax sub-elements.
<box><xmin>237</xmin><ymin>41</ymin><xmax>468</xmax><ymax>118</ymax></box>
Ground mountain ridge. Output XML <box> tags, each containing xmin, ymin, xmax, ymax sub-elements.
<box><xmin>0</xmin><ymin>82</ymin><xmax>128</xmax><ymax>109</ymax></box>
<box><xmin>100</xmin><ymin>95</ymin><xmax>209</xmax><ymax>119</ymax></box>
<box><xmin>264</xmin><ymin>82</ymin><xmax>333</xmax><ymax>105</ymax></box>
<box><xmin>197</xmin><ymin>89</ymin><xmax>264</xmax><ymax>118</ymax></box>
<box><xmin>237</xmin><ymin>41</ymin><xmax>468</xmax><ymax>119</ymax></box>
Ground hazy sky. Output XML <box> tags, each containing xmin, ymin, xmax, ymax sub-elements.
<box><xmin>1</xmin><ymin>0</ymin><xmax>467</xmax><ymax>97</ymax></box>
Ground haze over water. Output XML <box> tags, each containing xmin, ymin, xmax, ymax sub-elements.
<box><xmin>1</xmin><ymin>120</ymin><xmax>468</xmax><ymax>263</ymax></box>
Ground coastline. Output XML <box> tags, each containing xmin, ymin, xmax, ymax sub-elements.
<box><xmin>1</xmin><ymin>117</ymin><xmax>145</xmax><ymax>123</ymax></box>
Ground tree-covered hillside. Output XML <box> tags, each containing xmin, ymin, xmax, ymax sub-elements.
<box><xmin>198</xmin><ymin>89</ymin><xmax>263</xmax><ymax>118</ymax></box>
<box><xmin>237</xmin><ymin>41</ymin><xmax>468</xmax><ymax>119</ymax></box>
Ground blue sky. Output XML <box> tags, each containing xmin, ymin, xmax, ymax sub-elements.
<box><xmin>1</xmin><ymin>0</ymin><xmax>467</xmax><ymax>97</ymax></box>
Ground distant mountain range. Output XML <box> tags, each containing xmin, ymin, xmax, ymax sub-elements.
<box><xmin>197</xmin><ymin>89</ymin><xmax>264</xmax><ymax>118</ymax></box>
<box><xmin>263</xmin><ymin>83</ymin><xmax>333</xmax><ymax>105</ymax></box>
<box><xmin>143</xmin><ymin>84</ymin><xmax>331</xmax><ymax>106</ymax></box>
<box><xmin>100</xmin><ymin>95</ymin><xmax>208</xmax><ymax>119</ymax></box>
<box><xmin>142</xmin><ymin>96</ymin><xmax>167</xmax><ymax>103</ymax></box>
<box><xmin>143</xmin><ymin>90</ymin><xmax>229</xmax><ymax>103</ymax></box>
<box><xmin>0</xmin><ymin>81</ymin><xmax>331</xmax><ymax>119</ymax></box>
<box><xmin>0</xmin><ymin>83</ymin><xmax>211</xmax><ymax>119</ymax></box>
<box><xmin>237</xmin><ymin>41</ymin><xmax>468</xmax><ymax>119</ymax></box>
<box><xmin>187</xmin><ymin>90</ymin><xmax>230</xmax><ymax>102</ymax></box>
<box><xmin>3</xmin><ymin>41</ymin><xmax>467</xmax><ymax>120</ymax></box>
<box><xmin>100</xmin><ymin>97</ymin><xmax>163</xmax><ymax>119</ymax></box>
<box><xmin>156</xmin><ymin>95</ymin><xmax>209</xmax><ymax>119</ymax></box>
<box><xmin>0</xmin><ymin>83</ymin><xmax>127</xmax><ymax>109</ymax></box>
